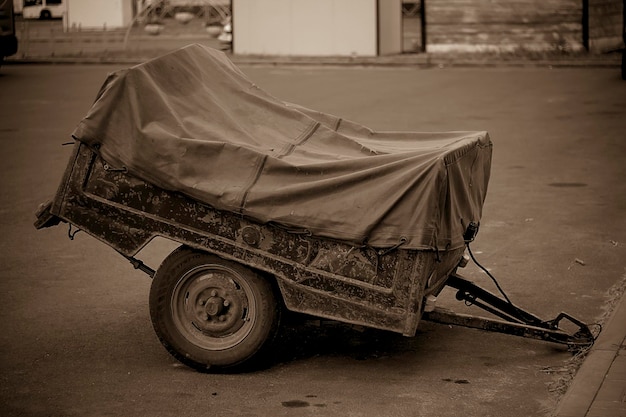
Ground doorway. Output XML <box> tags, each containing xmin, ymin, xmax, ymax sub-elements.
<box><xmin>402</xmin><ymin>0</ymin><xmax>425</xmax><ymax>53</ymax></box>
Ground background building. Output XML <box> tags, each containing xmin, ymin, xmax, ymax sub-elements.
<box><xmin>232</xmin><ymin>0</ymin><xmax>402</xmax><ymax>57</ymax></box>
<box><xmin>65</xmin><ymin>0</ymin><xmax>133</xmax><ymax>30</ymax></box>
<box><xmin>30</xmin><ymin>0</ymin><xmax>621</xmax><ymax>55</ymax></box>
<box><xmin>424</xmin><ymin>0</ymin><xmax>623</xmax><ymax>54</ymax></box>
<box><xmin>232</xmin><ymin>0</ymin><xmax>622</xmax><ymax>56</ymax></box>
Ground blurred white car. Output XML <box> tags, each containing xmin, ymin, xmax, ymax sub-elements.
<box><xmin>22</xmin><ymin>0</ymin><xmax>64</xmax><ymax>20</ymax></box>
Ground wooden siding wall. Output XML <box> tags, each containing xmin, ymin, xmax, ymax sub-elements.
<box><xmin>588</xmin><ymin>0</ymin><xmax>624</xmax><ymax>52</ymax></box>
<box><xmin>426</xmin><ymin>0</ymin><xmax>585</xmax><ymax>53</ymax></box>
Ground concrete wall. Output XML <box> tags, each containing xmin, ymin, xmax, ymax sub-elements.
<box><xmin>233</xmin><ymin>0</ymin><xmax>386</xmax><ymax>56</ymax></box>
<box><xmin>378</xmin><ymin>0</ymin><xmax>403</xmax><ymax>55</ymax></box>
<box><xmin>65</xmin><ymin>0</ymin><xmax>133</xmax><ymax>30</ymax></box>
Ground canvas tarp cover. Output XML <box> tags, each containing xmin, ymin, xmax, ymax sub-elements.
<box><xmin>72</xmin><ymin>44</ymin><xmax>492</xmax><ymax>251</ymax></box>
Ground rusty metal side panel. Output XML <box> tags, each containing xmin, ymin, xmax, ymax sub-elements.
<box><xmin>49</xmin><ymin>142</ymin><xmax>82</xmax><ymax>218</ymax></box>
<box><xmin>52</xmin><ymin>143</ymin><xmax>464</xmax><ymax>335</ymax></box>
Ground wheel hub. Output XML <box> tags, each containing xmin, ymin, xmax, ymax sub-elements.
<box><xmin>190</xmin><ymin>286</ymin><xmax>244</xmax><ymax>336</ymax></box>
<box><xmin>172</xmin><ymin>266</ymin><xmax>255</xmax><ymax>349</ymax></box>
<box><xmin>203</xmin><ymin>291</ymin><xmax>226</xmax><ymax>317</ymax></box>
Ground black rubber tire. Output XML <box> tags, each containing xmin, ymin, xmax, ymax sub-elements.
<box><xmin>149</xmin><ymin>246</ymin><xmax>281</xmax><ymax>372</ymax></box>
<box><xmin>40</xmin><ymin>10</ymin><xmax>51</xmax><ymax>19</ymax></box>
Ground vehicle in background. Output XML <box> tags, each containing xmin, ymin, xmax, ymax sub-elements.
<box><xmin>622</xmin><ymin>0</ymin><xmax>625</xmax><ymax>80</ymax></box>
<box><xmin>0</xmin><ymin>0</ymin><xmax>18</xmax><ymax>67</ymax></box>
<box><xmin>22</xmin><ymin>0</ymin><xmax>63</xmax><ymax>20</ymax></box>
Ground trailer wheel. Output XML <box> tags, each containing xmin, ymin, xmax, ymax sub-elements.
<box><xmin>149</xmin><ymin>246</ymin><xmax>280</xmax><ymax>372</ymax></box>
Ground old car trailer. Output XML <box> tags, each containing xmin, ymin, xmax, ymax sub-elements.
<box><xmin>35</xmin><ymin>142</ymin><xmax>596</xmax><ymax>372</ymax></box>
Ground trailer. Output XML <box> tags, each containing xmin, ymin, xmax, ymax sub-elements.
<box><xmin>35</xmin><ymin>45</ymin><xmax>596</xmax><ymax>372</ymax></box>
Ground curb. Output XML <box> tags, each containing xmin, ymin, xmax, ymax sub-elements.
<box><xmin>4</xmin><ymin>51</ymin><xmax>623</xmax><ymax>69</ymax></box>
<box><xmin>553</xmin><ymin>285</ymin><xmax>626</xmax><ymax>417</ymax></box>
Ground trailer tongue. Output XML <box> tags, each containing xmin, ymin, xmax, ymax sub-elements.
<box><xmin>423</xmin><ymin>274</ymin><xmax>596</xmax><ymax>350</ymax></box>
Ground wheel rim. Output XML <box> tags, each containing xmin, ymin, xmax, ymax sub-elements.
<box><xmin>171</xmin><ymin>264</ymin><xmax>257</xmax><ymax>351</ymax></box>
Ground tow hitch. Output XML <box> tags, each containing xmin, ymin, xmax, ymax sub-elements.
<box><xmin>422</xmin><ymin>274</ymin><xmax>597</xmax><ymax>351</ymax></box>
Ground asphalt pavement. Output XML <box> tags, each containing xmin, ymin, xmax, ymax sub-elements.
<box><xmin>2</xmin><ymin>18</ymin><xmax>625</xmax><ymax>417</ymax></box>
